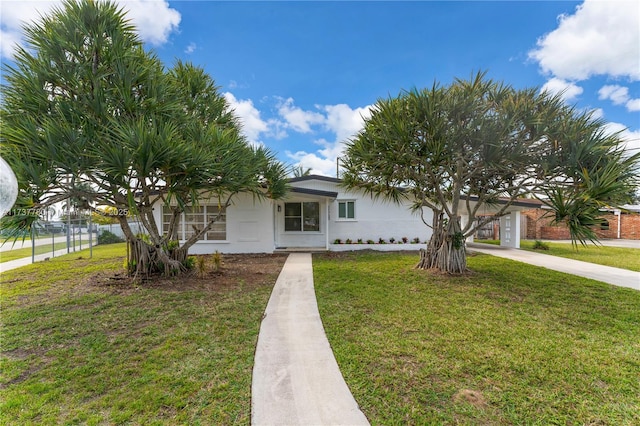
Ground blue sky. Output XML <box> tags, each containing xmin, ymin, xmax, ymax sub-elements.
<box><xmin>2</xmin><ymin>0</ymin><xmax>639</xmax><ymax>176</ymax></box>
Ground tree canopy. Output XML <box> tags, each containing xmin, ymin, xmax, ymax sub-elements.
<box><xmin>341</xmin><ymin>72</ymin><xmax>639</xmax><ymax>273</ymax></box>
<box><xmin>1</xmin><ymin>0</ymin><xmax>288</xmax><ymax>277</ymax></box>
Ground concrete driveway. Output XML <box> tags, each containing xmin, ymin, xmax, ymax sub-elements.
<box><xmin>467</xmin><ymin>243</ymin><xmax>639</xmax><ymax>291</ymax></box>
<box><xmin>541</xmin><ymin>239</ymin><xmax>640</xmax><ymax>249</ymax></box>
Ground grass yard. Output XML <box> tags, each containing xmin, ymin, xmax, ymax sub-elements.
<box><xmin>0</xmin><ymin>243</ymin><xmax>286</xmax><ymax>425</ymax></box>
<box><xmin>314</xmin><ymin>251</ymin><xmax>640</xmax><ymax>425</ymax></box>
<box><xmin>476</xmin><ymin>240</ymin><xmax>640</xmax><ymax>272</ymax></box>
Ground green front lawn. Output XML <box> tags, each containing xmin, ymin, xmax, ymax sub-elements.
<box><xmin>3</xmin><ymin>245</ymin><xmax>638</xmax><ymax>424</ymax></box>
<box><xmin>314</xmin><ymin>251</ymin><xmax>640</xmax><ymax>425</ymax></box>
<box><xmin>0</xmin><ymin>244</ymin><xmax>279</xmax><ymax>424</ymax></box>
<box><xmin>519</xmin><ymin>240</ymin><xmax>640</xmax><ymax>272</ymax></box>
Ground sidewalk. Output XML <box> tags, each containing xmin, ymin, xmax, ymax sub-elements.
<box><xmin>1</xmin><ymin>242</ymin><xmax>97</xmax><ymax>273</ymax></box>
<box><xmin>0</xmin><ymin>248</ymin><xmax>71</xmax><ymax>273</ymax></box>
<box><xmin>251</xmin><ymin>253</ymin><xmax>369</xmax><ymax>426</ymax></box>
<box><xmin>467</xmin><ymin>243</ymin><xmax>639</xmax><ymax>291</ymax></box>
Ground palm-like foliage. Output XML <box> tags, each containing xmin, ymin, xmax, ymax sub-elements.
<box><xmin>341</xmin><ymin>72</ymin><xmax>639</xmax><ymax>273</ymax></box>
<box><xmin>1</xmin><ymin>0</ymin><xmax>288</xmax><ymax>277</ymax></box>
<box><xmin>292</xmin><ymin>165</ymin><xmax>312</xmax><ymax>177</ymax></box>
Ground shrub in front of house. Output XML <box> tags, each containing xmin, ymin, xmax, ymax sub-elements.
<box><xmin>533</xmin><ymin>240</ymin><xmax>550</xmax><ymax>250</ymax></box>
<box><xmin>97</xmin><ymin>230</ymin><xmax>124</xmax><ymax>245</ymax></box>
<box><xmin>333</xmin><ymin>237</ymin><xmax>425</xmax><ymax>245</ymax></box>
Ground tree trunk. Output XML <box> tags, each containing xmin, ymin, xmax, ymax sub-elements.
<box><xmin>416</xmin><ymin>216</ymin><xmax>467</xmax><ymax>274</ymax></box>
<box><xmin>118</xmin><ymin>210</ymin><xmax>189</xmax><ymax>279</ymax></box>
<box><xmin>125</xmin><ymin>238</ymin><xmax>187</xmax><ymax>280</ymax></box>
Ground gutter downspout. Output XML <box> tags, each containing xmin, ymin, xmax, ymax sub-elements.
<box><xmin>273</xmin><ymin>201</ymin><xmax>277</xmax><ymax>251</ymax></box>
<box><xmin>615</xmin><ymin>209</ymin><xmax>621</xmax><ymax>239</ymax></box>
<box><xmin>325</xmin><ymin>200</ymin><xmax>330</xmax><ymax>250</ymax></box>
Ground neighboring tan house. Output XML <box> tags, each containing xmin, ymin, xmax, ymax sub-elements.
<box><xmin>149</xmin><ymin>175</ymin><xmax>542</xmax><ymax>254</ymax></box>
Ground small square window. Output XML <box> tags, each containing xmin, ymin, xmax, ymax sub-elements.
<box><xmin>338</xmin><ymin>201</ymin><xmax>355</xmax><ymax>219</ymax></box>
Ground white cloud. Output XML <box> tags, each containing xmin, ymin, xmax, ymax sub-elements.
<box><xmin>223</xmin><ymin>92</ymin><xmax>269</xmax><ymax>146</ymax></box>
<box><xmin>0</xmin><ymin>1</ymin><xmax>57</xmax><ymax>58</ymax></box>
<box><xmin>227</xmin><ymin>80</ymin><xmax>250</xmax><ymax>90</ymax></box>
<box><xmin>598</xmin><ymin>85</ymin><xmax>629</xmax><ymax>105</ymax></box>
<box><xmin>276</xmin><ymin>98</ymin><xmax>325</xmax><ymax>134</ymax></box>
<box><xmin>286</xmin><ymin>149</ymin><xmax>339</xmax><ymax>177</ymax></box>
<box><xmin>529</xmin><ymin>0</ymin><xmax>640</xmax><ymax>81</ymax></box>
<box><xmin>274</xmin><ymin>98</ymin><xmax>372</xmax><ymax>142</ymax></box>
<box><xmin>621</xmin><ymin>129</ymin><xmax>640</xmax><ymax>155</ymax></box>
<box><xmin>120</xmin><ymin>0</ymin><xmax>180</xmax><ymax>46</ymax></box>
<box><xmin>322</xmin><ymin>104</ymin><xmax>372</xmax><ymax>142</ymax></box>
<box><xmin>589</xmin><ymin>108</ymin><xmax>605</xmax><ymax>120</ymax></box>
<box><xmin>540</xmin><ymin>78</ymin><xmax>583</xmax><ymax>102</ymax></box>
<box><xmin>0</xmin><ymin>28</ymin><xmax>23</xmax><ymax>59</ymax></box>
<box><xmin>598</xmin><ymin>85</ymin><xmax>640</xmax><ymax>112</ymax></box>
<box><xmin>603</xmin><ymin>122</ymin><xmax>640</xmax><ymax>156</ymax></box>
<box><xmin>184</xmin><ymin>42</ymin><xmax>196</xmax><ymax>54</ymax></box>
<box><xmin>266</xmin><ymin>118</ymin><xmax>288</xmax><ymax>140</ymax></box>
<box><xmin>282</xmin><ymin>102</ymin><xmax>373</xmax><ymax>176</ymax></box>
<box><xmin>625</xmin><ymin>99</ymin><xmax>640</xmax><ymax>112</ymax></box>
<box><xmin>0</xmin><ymin>0</ymin><xmax>180</xmax><ymax>59</ymax></box>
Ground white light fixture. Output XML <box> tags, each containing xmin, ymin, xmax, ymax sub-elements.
<box><xmin>0</xmin><ymin>156</ymin><xmax>18</xmax><ymax>217</ymax></box>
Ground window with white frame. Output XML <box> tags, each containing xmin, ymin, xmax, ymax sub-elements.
<box><xmin>337</xmin><ymin>200</ymin><xmax>355</xmax><ymax>219</ymax></box>
<box><xmin>163</xmin><ymin>207</ymin><xmax>179</xmax><ymax>239</ymax></box>
<box><xmin>185</xmin><ymin>206</ymin><xmax>205</xmax><ymax>240</ymax></box>
<box><xmin>162</xmin><ymin>205</ymin><xmax>226</xmax><ymax>241</ymax></box>
<box><xmin>205</xmin><ymin>205</ymin><xmax>226</xmax><ymax>240</ymax></box>
<box><xmin>284</xmin><ymin>202</ymin><xmax>320</xmax><ymax>232</ymax></box>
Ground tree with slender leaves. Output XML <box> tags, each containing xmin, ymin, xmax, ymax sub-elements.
<box><xmin>291</xmin><ymin>164</ymin><xmax>312</xmax><ymax>177</ymax></box>
<box><xmin>341</xmin><ymin>72</ymin><xmax>639</xmax><ymax>274</ymax></box>
<box><xmin>1</xmin><ymin>0</ymin><xmax>288</xmax><ymax>278</ymax></box>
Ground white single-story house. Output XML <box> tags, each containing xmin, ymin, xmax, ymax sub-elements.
<box><xmin>149</xmin><ymin>175</ymin><xmax>542</xmax><ymax>254</ymax></box>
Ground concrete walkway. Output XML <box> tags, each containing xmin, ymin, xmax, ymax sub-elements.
<box><xmin>467</xmin><ymin>243</ymin><xmax>639</xmax><ymax>291</ymax></box>
<box><xmin>0</xmin><ymin>248</ymin><xmax>72</xmax><ymax>273</ymax></box>
<box><xmin>251</xmin><ymin>253</ymin><xmax>369</xmax><ymax>426</ymax></box>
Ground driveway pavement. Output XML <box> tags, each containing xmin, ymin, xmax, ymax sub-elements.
<box><xmin>467</xmin><ymin>243</ymin><xmax>639</xmax><ymax>291</ymax></box>
<box><xmin>541</xmin><ymin>239</ymin><xmax>640</xmax><ymax>249</ymax></box>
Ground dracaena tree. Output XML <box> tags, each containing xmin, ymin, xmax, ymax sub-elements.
<box><xmin>341</xmin><ymin>72</ymin><xmax>639</xmax><ymax>274</ymax></box>
<box><xmin>1</xmin><ymin>0</ymin><xmax>288</xmax><ymax>278</ymax></box>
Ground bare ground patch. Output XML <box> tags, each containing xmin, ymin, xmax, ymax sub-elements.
<box><xmin>89</xmin><ymin>252</ymin><xmax>289</xmax><ymax>294</ymax></box>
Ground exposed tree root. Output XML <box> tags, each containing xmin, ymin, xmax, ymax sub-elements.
<box><xmin>416</xmin><ymin>216</ymin><xmax>467</xmax><ymax>274</ymax></box>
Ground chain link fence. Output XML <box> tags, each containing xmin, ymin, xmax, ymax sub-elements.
<box><xmin>0</xmin><ymin>217</ymin><xmax>146</xmax><ymax>268</ymax></box>
<box><xmin>0</xmin><ymin>218</ymin><xmax>94</xmax><ymax>266</ymax></box>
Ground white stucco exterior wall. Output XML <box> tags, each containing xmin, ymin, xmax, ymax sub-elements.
<box><xmin>284</xmin><ymin>178</ymin><xmax>433</xmax><ymax>246</ymax></box>
<box><xmin>152</xmin><ymin>192</ymin><xmax>274</xmax><ymax>254</ymax></box>
<box><xmin>329</xmin><ymin>193</ymin><xmax>433</xmax><ymax>244</ymax></box>
<box><xmin>150</xmin><ymin>177</ymin><xmax>437</xmax><ymax>254</ymax></box>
